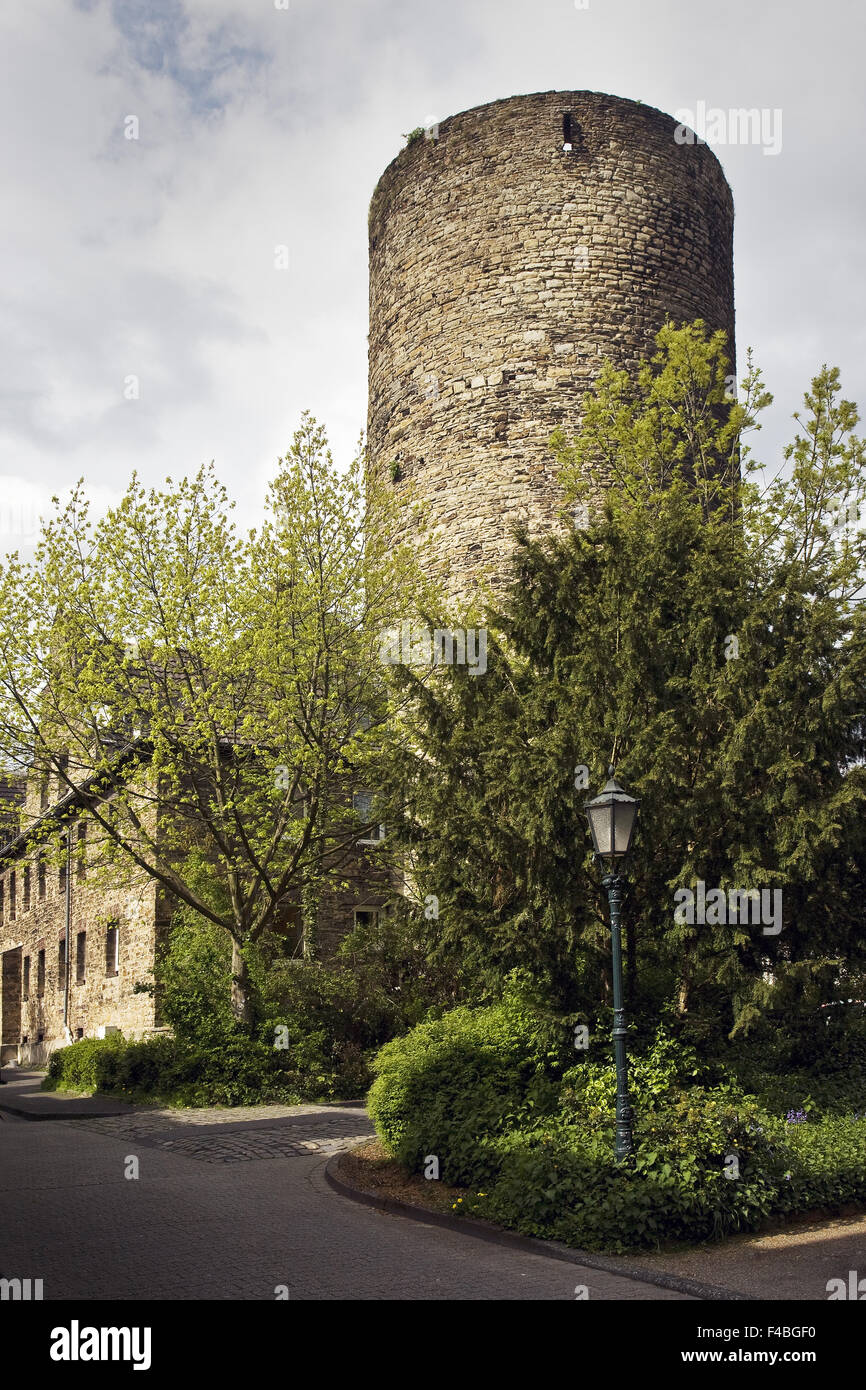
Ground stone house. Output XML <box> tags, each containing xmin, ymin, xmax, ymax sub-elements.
<box><xmin>0</xmin><ymin>760</ymin><xmax>391</xmax><ymax>1068</ymax></box>
<box><xmin>0</xmin><ymin>761</ymin><xmax>170</xmax><ymax>1068</ymax></box>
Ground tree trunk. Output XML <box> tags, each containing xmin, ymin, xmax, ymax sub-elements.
<box><xmin>677</xmin><ymin>940</ymin><xmax>692</xmax><ymax>1016</ymax></box>
<box><xmin>677</xmin><ymin>976</ymin><xmax>689</xmax><ymax>1015</ymax></box>
<box><xmin>301</xmin><ymin>877</ymin><xmax>320</xmax><ymax>961</ymax></box>
<box><xmin>600</xmin><ymin>956</ymin><xmax>612</xmax><ymax>1004</ymax></box>
<box><xmin>626</xmin><ymin>919</ymin><xmax>637</xmax><ymax>1009</ymax></box>
<box><xmin>230</xmin><ymin>938</ymin><xmax>253</xmax><ymax>1027</ymax></box>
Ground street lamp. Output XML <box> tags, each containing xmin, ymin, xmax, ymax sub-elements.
<box><xmin>584</xmin><ymin>767</ymin><xmax>640</xmax><ymax>1162</ymax></box>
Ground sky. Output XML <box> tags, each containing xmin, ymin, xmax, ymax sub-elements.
<box><xmin>1</xmin><ymin>0</ymin><xmax>864</xmax><ymax>555</ymax></box>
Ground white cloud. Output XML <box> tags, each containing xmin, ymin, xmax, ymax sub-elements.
<box><xmin>0</xmin><ymin>0</ymin><xmax>863</xmax><ymax>550</ymax></box>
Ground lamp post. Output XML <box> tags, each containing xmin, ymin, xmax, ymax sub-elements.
<box><xmin>583</xmin><ymin>767</ymin><xmax>640</xmax><ymax>1163</ymax></box>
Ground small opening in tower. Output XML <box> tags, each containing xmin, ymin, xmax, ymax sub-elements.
<box><xmin>562</xmin><ymin>113</ymin><xmax>573</xmax><ymax>153</ymax></box>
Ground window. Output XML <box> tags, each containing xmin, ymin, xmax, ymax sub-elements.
<box><xmin>39</xmin><ymin>775</ymin><xmax>49</xmax><ymax>812</ymax></box>
<box><xmin>58</xmin><ymin>938</ymin><xmax>66</xmax><ymax>989</ymax></box>
<box><xmin>353</xmin><ymin>908</ymin><xmax>380</xmax><ymax>930</ymax></box>
<box><xmin>37</xmin><ymin>1031</ymin><xmax>44</xmax><ymax>1043</ymax></box>
<box><xmin>37</xmin><ymin>949</ymin><xmax>45</xmax><ymax>996</ymax></box>
<box><xmin>280</xmin><ymin>906</ymin><xmax>303</xmax><ymax>956</ymax></box>
<box><xmin>75</xmin><ymin>931</ymin><xmax>86</xmax><ymax>984</ymax></box>
<box><xmin>23</xmin><ymin>864</ymin><xmax>30</xmax><ymax>911</ymax></box>
<box><xmin>562</xmin><ymin>112</ymin><xmax>574</xmax><ymax>152</ymax></box>
<box><xmin>105</xmin><ymin>923</ymin><xmax>119</xmax><ymax>977</ymax></box>
<box><xmin>76</xmin><ymin>823</ymin><xmax>87</xmax><ymax>881</ymax></box>
<box><xmin>22</xmin><ymin>955</ymin><xmax>30</xmax><ymax>1000</ymax></box>
<box><xmin>353</xmin><ymin>792</ymin><xmax>385</xmax><ymax>844</ymax></box>
<box><xmin>75</xmin><ymin>1027</ymin><xmax>83</xmax><ymax>1040</ymax></box>
<box><xmin>59</xmin><ymin>853</ymin><xmax>67</xmax><ymax>894</ymax></box>
<box><xmin>9</xmin><ymin>870</ymin><xmax>15</xmax><ymax>920</ymax></box>
<box><xmin>37</xmin><ymin>855</ymin><xmax>46</xmax><ymax>900</ymax></box>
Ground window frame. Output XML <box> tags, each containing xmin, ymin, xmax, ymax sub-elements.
<box><xmin>105</xmin><ymin>923</ymin><xmax>119</xmax><ymax>978</ymax></box>
<box><xmin>352</xmin><ymin>791</ymin><xmax>386</xmax><ymax>846</ymax></box>
<box><xmin>75</xmin><ymin>930</ymin><xmax>87</xmax><ymax>985</ymax></box>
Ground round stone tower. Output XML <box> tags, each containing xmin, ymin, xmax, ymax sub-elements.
<box><xmin>367</xmin><ymin>90</ymin><xmax>735</xmax><ymax>602</ymax></box>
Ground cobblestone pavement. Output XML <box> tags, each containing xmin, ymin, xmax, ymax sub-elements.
<box><xmin>0</xmin><ymin>1104</ymin><xmax>690</xmax><ymax>1300</ymax></box>
<box><xmin>67</xmin><ymin>1100</ymin><xmax>361</xmax><ymax>1128</ymax></box>
<box><xmin>63</xmin><ymin>1106</ymin><xmax>375</xmax><ymax>1163</ymax></box>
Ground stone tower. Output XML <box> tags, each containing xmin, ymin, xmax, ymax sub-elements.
<box><xmin>367</xmin><ymin>91</ymin><xmax>735</xmax><ymax>602</ymax></box>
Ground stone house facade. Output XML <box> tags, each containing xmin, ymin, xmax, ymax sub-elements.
<box><xmin>0</xmin><ymin>764</ymin><xmax>170</xmax><ymax>1068</ymax></box>
<box><xmin>0</xmin><ymin>764</ymin><xmax>390</xmax><ymax>1068</ymax></box>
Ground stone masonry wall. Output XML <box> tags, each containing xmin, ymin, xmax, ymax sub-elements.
<box><xmin>367</xmin><ymin>90</ymin><xmax>736</xmax><ymax>602</ymax></box>
<box><xmin>0</xmin><ymin>769</ymin><xmax>393</xmax><ymax>1065</ymax></box>
<box><xmin>0</xmin><ymin>827</ymin><xmax>164</xmax><ymax>1067</ymax></box>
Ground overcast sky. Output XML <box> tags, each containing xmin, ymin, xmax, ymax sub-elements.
<box><xmin>1</xmin><ymin>0</ymin><xmax>864</xmax><ymax>553</ymax></box>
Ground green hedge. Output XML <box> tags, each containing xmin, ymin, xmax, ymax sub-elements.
<box><xmin>368</xmin><ymin>1003</ymin><xmax>866</xmax><ymax>1252</ymax></box>
<box><xmin>44</xmin><ymin>1033</ymin><xmax>127</xmax><ymax>1092</ymax></box>
<box><xmin>470</xmin><ymin>1091</ymin><xmax>788</xmax><ymax>1252</ymax></box>
<box><xmin>725</xmin><ymin>1009</ymin><xmax>866</xmax><ymax>1119</ymax></box>
<box><xmin>779</xmin><ymin>1115</ymin><xmax>866</xmax><ymax>1212</ymax></box>
<box><xmin>44</xmin><ymin>1032</ymin><xmax>307</xmax><ymax>1107</ymax></box>
<box><xmin>368</xmin><ymin>994</ymin><xmax>562</xmax><ymax>1183</ymax></box>
<box><xmin>155</xmin><ymin>901</ymin><xmax>467</xmax><ymax>1101</ymax></box>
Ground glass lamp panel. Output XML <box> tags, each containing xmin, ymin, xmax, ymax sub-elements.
<box><xmin>612</xmin><ymin>799</ymin><xmax>637</xmax><ymax>856</ymax></box>
<box><xmin>589</xmin><ymin>802</ymin><xmax>614</xmax><ymax>856</ymax></box>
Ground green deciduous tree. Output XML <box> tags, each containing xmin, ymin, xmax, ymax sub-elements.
<box><xmin>0</xmin><ymin>415</ymin><xmax>417</xmax><ymax>1024</ymax></box>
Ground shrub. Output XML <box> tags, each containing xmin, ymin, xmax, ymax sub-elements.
<box><xmin>777</xmin><ymin>1114</ymin><xmax>866</xmax><ymax>1212</ymax></box>
<box><xmin>156</xmin><ymin>894</ymin><xmax>468</xmax><ymax>1101</ymax></box>
<box><xmin>368</xmin><ymin>1009</ymin><xmax>866</xmax><ymax>1252</ymax></box>
<box><xmin>44</xmin><ymin>1033</ymin><xmax>126</xmax><ymax>1092</ymax></box>
<box><xmin>471</xmin><ymin>1090</ymin><xmax>788</xmax><ymax>1252</ymax></box>
<box><xmin>43</xmin><ymin>1032</ymin><xmax>307</xmax><ymax>1107</ymax></box>
<box><xmin>368</xmin><ymin>993</ymin><xmax>562</xmax><ymax>1183</ymax></box>
<box><xmin>725</xmin><ymin>1006</ymin><xmax>866</xmax><ymax>1119</ymax></box>
<box><xmin>560</xmin><ymin>1026</ymin><xmax>718</xmax><ymax>1118</ymax></box>
<box><xmin>157</xmin><ymin>914</ymin><xmax>234</xmax><ymax>1044</ymax></box>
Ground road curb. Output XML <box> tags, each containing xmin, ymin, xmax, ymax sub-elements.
<box><xmin>0</xmin><ymin>1077</ymin><xmax>368</xmax><ymax>1123</ymax></box>
<box><xmin>324</xmin><ymin>1150</ymin><xmax>753</xmax><ymax>1302</ymax></box>
<box><xmin>0</xmin><ymin>1097</ymin><xmax>138</xmax><ymax>1121</ymax></box>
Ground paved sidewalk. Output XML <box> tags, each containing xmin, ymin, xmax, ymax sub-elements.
<box><xmin>64</xmin><ymin>1108</ymin><xmax>376</xmax><ymax>1161</ymax></box>
<box><xmin>0</xmin><ymin>1068</ymin><xmax>141</xmax><ymax>1118</ymax></box>
<box><xmin>3</xmin><ymin>1067</ymin><xmax>859</xmax><ymax>1300</ymax></box>
<box><xmin>0</xmin><ymin>1068</ymin><xmax>368</xmax><ymax>1129</ymax></box>
<box><xmin>626</xmin><ymin>1213</ymin><xmax>866</xmax><ymax>1302</ymax></box>
<box><xmin>0</xmin><ymin>1099</ymin><xmax>687</xmax><ymax>1299</ymax></box>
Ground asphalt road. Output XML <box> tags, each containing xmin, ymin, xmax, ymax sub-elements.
<box><xmin>0</xmin><ymin>1102</ymin><xmax>690</xmax><ymax>1301</ymax></box>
